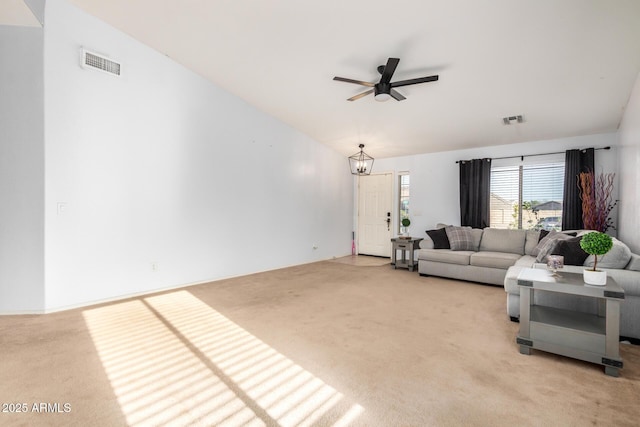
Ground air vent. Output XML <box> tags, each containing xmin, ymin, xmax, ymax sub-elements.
<box><xmin>81</xmin><ymin>48</ymin><xmax>121</xmax><ymax>76</ymax></box>
<box><xmin>502</xmin><ymin>115</ymin><xmax>524</xmax><ymax>125</ymax></box>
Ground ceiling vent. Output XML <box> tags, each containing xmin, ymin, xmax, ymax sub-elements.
<box><xmin>81</xmin><ymin>48</ymin><xmax>121</xmax><ymax>76</ymax></box>
<box><xmin>502</xmin><ymin>115</ymin><xmax>524</xmax><ymax>125</ymax></box>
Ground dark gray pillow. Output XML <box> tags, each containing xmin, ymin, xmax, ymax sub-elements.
<box><xmin>538</xmin><ymin>229</ymin><xmax>550</xmax><ymax>242</ymax></box>
<box><xmin>445</xmin><ymin>226</ymin><xmax>475</xmax><ymax>251</ymax></box>
<box><xmin>426</xmin><ymin>228</ymin><xmax>450</xmax><ymax>249</ymax></box>
<box><xmin>550</xmin><ymin>237</ymin><xmax>589</xmax><ymax>266</ymax></box>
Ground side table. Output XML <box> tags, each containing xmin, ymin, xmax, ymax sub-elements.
<box><xmin>391</xmin><ymin>238</ymin><xmax>423</xmax><ymax>272</ymax></box>
<box><xmin>516</xmin><ymin>268</ymin><xmax>624</xmax><ymax>376</ymax></box>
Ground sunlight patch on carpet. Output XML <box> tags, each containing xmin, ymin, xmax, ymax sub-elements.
<box><xmin>83</xmin><ymin>291</ymin><xmax>364</xmax><ymax>426</ymax></box>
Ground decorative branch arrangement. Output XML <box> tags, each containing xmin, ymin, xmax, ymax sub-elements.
<box><xmin>578</xmin><ymin>171</ymin><xmax>617</xmax><ymax>232</ymax></box>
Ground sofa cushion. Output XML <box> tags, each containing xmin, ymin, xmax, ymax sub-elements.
<box><xmin>480</xmin><ymin>228</ymin><xmax>526</xmax><ymax>255</ymax></box>
<box><xmin>418</xmin><ymin>249</ymin><xmax>473</xmax><ymax>265</ymax></box>
<box><xmin>471</xmin><ymin>228</ymin><xmax>483</xmax><ymax>251</ymax></box>
<box><xmin>550</xmin><ymin>236</ymin><xmax>589</xmax><ymax>266</ymax></box>
<box><xmin>426</xmin><ymin>228</ymin><xmax>450</xmax><ymax>249</ymax></box>
<box><xmin>470</xmin><ymin>251</ymin><xmax>523</xmax><ymax>269</ymax></box>
<box><xmin>525</xmin><ymin>230</ymin><xmax>541</xmax><ymax>255</ymax></box>
<box><xmin>445</xmin><ymin>226</ymin><xmax>475</xmax><ymax>251</ymax></box>
<box><xmin>584</xmin><ymin>237</ymin><xmax>632</xmax><ymax>269</ymax></box>
<box><xmin>515</xmin><ymin>255</ymin><xmax>537</xmax><ymax>267</ymax></box>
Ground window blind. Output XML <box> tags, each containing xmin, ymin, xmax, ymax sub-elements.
<box><xmin>490</xmin><ymin>162</ymin><xmax>565</xmax><ymax>229</ymax></box>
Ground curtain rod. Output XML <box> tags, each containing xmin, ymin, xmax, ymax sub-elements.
<box><xmin>455</xmin><ymin>146</ymin><xmax>611</xmax><ymax>164</ymax></box>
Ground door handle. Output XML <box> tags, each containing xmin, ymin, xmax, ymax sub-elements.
<box><xmin>386</xmin><ymin>217</ymin><xmax>391</xmax><ymax>230</ymax></box>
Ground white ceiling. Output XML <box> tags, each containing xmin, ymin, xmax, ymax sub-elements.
<box><xmin>0</xmin><ymin>0</ymin><xmax>40</xmax><ymax>27</ymax></box>
<box><xmin>8</xmin><ymin>1</ymin><xmax>640</xmax><ymax>158</ymax></box>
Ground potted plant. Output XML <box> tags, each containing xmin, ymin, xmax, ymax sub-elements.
<box><xmin>401</xmin><ymin>218</ymin><xmax>411</xmax><ymax>238</ymax></box>
<box><xmin>579</xmin><ymin>231</ymin><xmax>613</xmax><ymax>285</ymax></box>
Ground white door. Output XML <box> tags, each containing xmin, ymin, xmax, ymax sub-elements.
<box><xmin>357</xmin><ymin>173</ymin><xmax>393</xmax><ymax>257</ymax></box>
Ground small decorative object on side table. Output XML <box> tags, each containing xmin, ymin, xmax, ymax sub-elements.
<box><xmin>391</xmin><ymin>237</ymin><xmax>423</xmax><ymax>271</ymax></box>
<box><xmin>400</xmin><ymin>218</ymin><xmax>411</xmax><ymax>239</ymax></box>
<box><xmin>546</xmin><ymin>255</ymin><xmax>564</xmax><ymax>277</ymax></box>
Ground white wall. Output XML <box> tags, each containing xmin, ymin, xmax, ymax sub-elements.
<box><xmin>0</xmin><ymin>25</ymin><xmax>45</xmax><ymax>313</ymax></box>
<box><xmin>39</xmin><ymin>0</ymin><xmax>352</xmax><ymax>311</ymax></box>
<box><xmin>618</xmin><ymin>72</ymin><xmax>640</xmax><ymax>253</ymax></box>
<box><xmin>374</xmin><ymin>133</ymin><xmax>618</xmax><ymax>238</ymax></box>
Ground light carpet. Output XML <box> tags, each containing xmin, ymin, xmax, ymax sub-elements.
<box><xmin>1</xmin><ymin>261</ymin><xmax>639</xmax><ymax>426</ymax></box>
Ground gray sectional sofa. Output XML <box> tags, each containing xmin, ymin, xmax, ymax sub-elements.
<box><xmin>417</xmin><ymin>226</ymin><xmax>640</xmax><ymax>340</ymax></box>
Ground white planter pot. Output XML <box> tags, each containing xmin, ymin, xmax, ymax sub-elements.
<box><xmin>583</xmin><ymin>269</ymin><xmax>607</xmax><ymax>286</ymax></box>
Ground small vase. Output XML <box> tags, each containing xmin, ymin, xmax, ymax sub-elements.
<box><xmin>583</xmin><ymin>269</ymin><xmax>607</xmax><ymax>286</ymax></box>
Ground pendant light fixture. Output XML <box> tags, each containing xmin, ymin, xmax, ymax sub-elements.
<box><xmin>348</xmin><ymin>144</ymin><xmax>374</xmax><ymax>176</ymax></box>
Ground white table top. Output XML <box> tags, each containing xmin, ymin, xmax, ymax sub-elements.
<box><xmin>516</xmin><ymin>268</ymin><xmax>624</xmax><ymax>299</ymax></box>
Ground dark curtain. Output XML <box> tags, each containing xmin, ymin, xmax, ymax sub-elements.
<box><xmin>562</xmin><ymin>148</ymin><xmax>594</xmax><ymax>230</ymax></box>
<box><xmin>459</xmin><ymin>158</ymin><xmax>491</xmax><ymax>229</ymax></box>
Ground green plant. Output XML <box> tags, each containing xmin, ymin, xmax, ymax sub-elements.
<box><xmin>401</xmin><ymin>218</ymin><xmax>411</xmax><ymax>227</ymax></box>
<box><xmin>580</xmin><ymin>232</ymin><xmax>613</xmax><ymax>271</ymax></box>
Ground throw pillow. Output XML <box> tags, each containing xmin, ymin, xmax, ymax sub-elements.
<box><xmin>550</xmin><ymin>237</ymin><xmax>589</xmax><ymax>266</ymax></box>
<box><xmin>535</xmin><ymin>233</ymin><xmax>572</xmax><ymax>262</ymax></box>
<box><xmin>445</xmin><ymin>226</ymin><xmax>475</xmax><ymax>251</ymax></box>
<box><xmin>532</xmin><ymin>230</ymin><xmax>559</xmax><ymax>257</ymax></box>
<box><xmin>538</xmin><ymin>229</ymin><xmax>550</xmax><ymax>242</ymax></box>
<box><xmin>584</xmin><ymin>238</ymin><xmax>632</xmax><ymax>269</ymax></box>
<box><xmin>426</xmin><ymin>228</ymin><xmax>450</xmax><ymax>249</ymax></box>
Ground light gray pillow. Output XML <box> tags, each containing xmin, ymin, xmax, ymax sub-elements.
<box><xmin>584</xmin><ymin>238</ymin><xmax>632</xmax><ymax>269</ymax></box>
<box><xmin>532</xmin><ymin>230</ymin><xmax>560</xmax><ymax>257</ymax></box>
<box><xmin>625</xmin><ymin>253</ymin><xmax>640</xmax><ymax>271</ymax></box>
<box><xmin>535</xmin><ymin>233</ymin><xmax>572</xmax><ymax>262</ymax></box>
<box><xmin>445</xmin><ymin>226</ymin><xmax>475</xmax><ymax>251</ymax></box>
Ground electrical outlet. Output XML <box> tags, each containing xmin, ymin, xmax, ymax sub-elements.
<box><xmin>151</xmin><ymin>262</ymin><xmax>158</xmax><ymax>272</ymax></box>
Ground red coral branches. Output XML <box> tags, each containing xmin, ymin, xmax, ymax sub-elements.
<box><xmin>578</xmin><ymin>171</ymin><xmax>617</xmax><ymax>232</ymax></box>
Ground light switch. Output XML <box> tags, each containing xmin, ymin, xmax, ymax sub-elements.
<box><xmin>57</xmin><ymin>202</ymin><xmax>67</xmax><ymax>215</ymax></box>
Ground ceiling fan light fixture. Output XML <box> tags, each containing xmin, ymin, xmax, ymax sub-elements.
<box><xmin>374</xmin><ymin>83</ymin><xmax>392</xmax><ymax>102</ymax></box>
<box><xmin>348</xmin><ymin>144</ymin><xmax>374</xmax><ymax>175</ymax></box>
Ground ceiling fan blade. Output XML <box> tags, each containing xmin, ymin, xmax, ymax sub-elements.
<box><xmin>380</xmin><ymin>58</ymin><xmax>400</xmax><ymax>84</ymax></box>
<box><xmin>391</xmin><ymin>75</ymin><xmax>439</xmax><ymax>88</ymax></box>
<box><xmin>333</xmin><ymin>76</ymin><xmax>375</xmax><ymax>87</ymax></box>
<box><xmin>390</xmin><ymin>89</ymin><xmax>406</xmax><ymax>101</ymax></box>
<box><xmin>347</xmin><ymin>89</ymin><xmax>374</xmax><ymax>101</ymax></box>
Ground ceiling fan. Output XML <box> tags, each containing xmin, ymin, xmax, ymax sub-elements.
<box><xmin>333</xmin><ymin>57</ymin><xmax>439</xmax><ymax>102</ymax></box>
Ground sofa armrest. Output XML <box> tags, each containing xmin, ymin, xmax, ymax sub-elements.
<box><xmin>419</xmin><ymin>238</ymin><xmax>434</xmax><ymax>249</ymax></box>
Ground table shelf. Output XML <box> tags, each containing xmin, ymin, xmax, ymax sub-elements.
<box><xmin>516</xmin><ymin>268</ymin><xmax>623</xmax><ymax>376</ymax></box>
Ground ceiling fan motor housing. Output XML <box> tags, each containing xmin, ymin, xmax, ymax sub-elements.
<box><xmin>374</xmin><ymin>82</ymin><xmax>392</xmax><ymax>101</ymax></box>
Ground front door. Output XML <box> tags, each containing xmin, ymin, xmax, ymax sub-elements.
<box><xmin>357</xmin><ymin>173</ymin><xmax>393</xmax><ymax>257</ymax></box>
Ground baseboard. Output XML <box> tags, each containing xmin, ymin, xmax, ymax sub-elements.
<box><xmin>0</xmin><ymin>254</ymin><xmax>353</xmax><ymax>315</ymax></box>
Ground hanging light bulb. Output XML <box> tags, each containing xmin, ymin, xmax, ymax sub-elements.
<box><xmin>348</xmin><ymin>144</ymin><xmax>374</xmax><ymax>176</ymax></box>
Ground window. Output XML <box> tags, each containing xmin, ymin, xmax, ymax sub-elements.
<box><xmin>399</xmin><ymin>173</ymin><xmax>410</xmax><ymax>233</ymax></box>
<box><xmin>490</xmin><ymin>158</ymin><xmax>565</xmax><ymax>230</ymax></box>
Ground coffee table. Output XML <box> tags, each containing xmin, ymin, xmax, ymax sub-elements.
<box><xmin>516</xmin><ymin>268</ymin><xmax>624</xmax><ymax>376</ymax></box>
